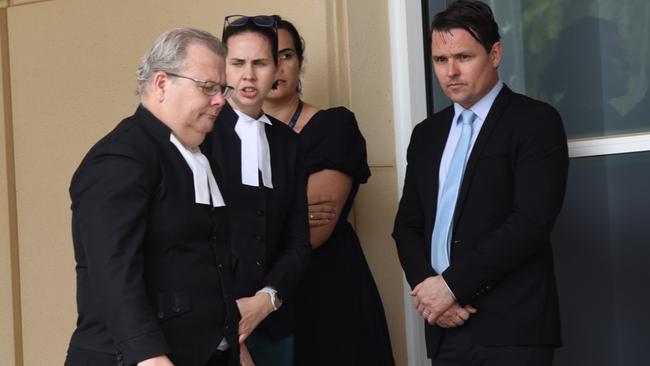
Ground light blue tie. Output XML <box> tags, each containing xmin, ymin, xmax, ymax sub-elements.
<box><xmin>431</xmin><ymin>109</ymin><xmax>476</xmax><ymax>274</ymax></box>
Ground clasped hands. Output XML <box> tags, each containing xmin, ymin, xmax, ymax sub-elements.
<box><xmin>411</xmin><ymin>275</ymin><xmax>477</xmax><ymax>328</ymax></box>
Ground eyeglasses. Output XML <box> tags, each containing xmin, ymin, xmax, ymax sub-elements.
<box><xmin>166</xmin><ymin>72</ymin><xmax>233</xmax><ymax>98</ymax></box>
<box><xmin>222</xmin><ymin>15</ymin><xmax>277</xmax><ymax>36</ymax></box>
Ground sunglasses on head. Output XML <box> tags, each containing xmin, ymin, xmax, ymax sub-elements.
<box><xmin>222</xmin><ymin>15</ymin><xmax>277</xmax><ymax>37</ymax></box>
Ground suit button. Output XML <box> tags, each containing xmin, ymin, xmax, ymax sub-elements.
<box><xmin>256</xmin><ymin>209</ymin><xmax>264</xmax><ymax>217</ymax></box>
<box><xmin>255</xmin><ymin>235</ymin><xmax>264</xmax><ymax>242</ymax></box>
<box><xmin>157</xmin><ymin>311</ymin><xmax>164</xmax><ymax>319</ymax></box>
<box><xmin>256</xmin><ymin>260</ymin><xmax>263</xmax><ymax>267</ymax></box>
<box><xmin>218</xmin><ymin>263</ymin><xmax>223</xmax><ymax>269</ymax></box>
<box><xmin>173</xmin><ymin>306</ymin><xmax>181</xmax><ymax>313</ymax></box>
<box><xmin>211</xmin><ymin>235</ymin><xmax>217</xmax><ymax>240</ymax></box>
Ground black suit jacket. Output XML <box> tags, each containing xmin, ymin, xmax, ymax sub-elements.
<box><xmin>68</xmin><ymin>106</ymin><xmax>239</xmax><ymax>366</ymax></box>
<box><xmin>202</xmin><ymin>103</ymin><xmax>311</xmax><ymax>338</ymax></box>
<box><xmin>393</xmin><ymin>86</ymin><xmax>568</xmax><ymax>357</ymax></box>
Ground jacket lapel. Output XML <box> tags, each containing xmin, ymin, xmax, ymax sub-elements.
<box><xmin>425</xmin><ymin>107</ymin><xmax>455</xmax><ymax>229</ymax></box>
<box><xmin>263</xmin><ymin>115</ymin><xmax>287</xmax><ymax>189</ymax></box>
<box><xmin>453</xmin><ymin>85</ymin><xmax>513</xmax><ymax>225</ymax></box>
<box><xmin>214</xmin><ymin>103</ymin><xmax>241</xmax><ymax>193</ymax></box>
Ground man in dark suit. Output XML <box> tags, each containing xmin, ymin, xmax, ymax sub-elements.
<box><xmin>392</xmin><ymin>1</ymin><xmax>568</xmax><ymax>365</ymax></box>
<box><xmin>66</xmin><ymin>28</ymin><xmax>240</xmax><ymax>366</ymax></box>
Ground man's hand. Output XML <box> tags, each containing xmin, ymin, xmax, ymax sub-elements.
<box><xmin>240</xmin><ymin>342</ymin><xmax>255</xmax><ymax>366</ymax></box>
<box><xmin>137</xmin><ymin>355</ymin><xmax>174</xmax><ymax>366</ymax></box>
<box><xmin>307</xmin><ymin>195</ymin><xmax>336</xmax><ymax>227</ymax></box>
<box><xmin>433</xmin><ymin>303</ymin><xmax>477</xmax><ymax>327</ymax></box>
<box><xmin>411</xmin><ymin>275</ymin><xmax>455</xmax><ymax>323</ymax></box>
<box><xmin>236</xmin><ymin>293</ymin><xmax>274</xmax><ymax>342</ymax></box>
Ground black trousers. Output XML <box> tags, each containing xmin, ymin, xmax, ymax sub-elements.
<box><xmin>64</xmin><ymin>346</ymin><xmax>229</xmax><ymax>366</ymax></box>
<box><xmin>430</xmin><ymin>325</ymin><xmax>555</xmax><ymax>366</ymax></box>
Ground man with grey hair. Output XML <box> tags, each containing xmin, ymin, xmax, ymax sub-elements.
<box><xmin>65</xmin><ymin>28</ymin><xmax>239</xmax><ymax>366</ymax></box>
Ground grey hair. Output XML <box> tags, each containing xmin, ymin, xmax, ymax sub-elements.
<box><xmin>136</xmin><ymin>27</ymin><xmax>227</xmax><ymax>96</ymax></box>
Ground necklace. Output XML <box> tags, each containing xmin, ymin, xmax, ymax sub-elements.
<box><xmin>288</xmin><ymin>99</ymin><xmax>303</xmax><ymax>129</ymax></box>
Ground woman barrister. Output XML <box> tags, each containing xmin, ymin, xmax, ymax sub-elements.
<box><xmin>201</xmin><ymin>15</ymin><xmax>311</xmax><ymax>366</ymax></box>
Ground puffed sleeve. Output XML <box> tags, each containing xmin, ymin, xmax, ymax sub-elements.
<box><xmin>301</xmin><ymin>107</ymin><xmax>371</xmax><ymax>183</ymax></box>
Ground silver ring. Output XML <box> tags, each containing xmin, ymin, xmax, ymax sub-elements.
<box><xmin>309</xmin><ymin>214</ymin><xmax>314</xmax><ymax>219</ymax></box>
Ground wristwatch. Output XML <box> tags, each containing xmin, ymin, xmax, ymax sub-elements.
<box><xmin>256</xmin><ymin>287</ymin><xmax>283</xmax><ymax>311</ymax></box>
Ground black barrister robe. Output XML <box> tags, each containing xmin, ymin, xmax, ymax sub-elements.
<box><xmin>67</xmin><ymin>105</ymin><xmax>239</xmax><ymax>366</ymax></box>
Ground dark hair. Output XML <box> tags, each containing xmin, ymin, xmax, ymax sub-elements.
<box><xmin>274</xmin><ymin>15</ymin><xmax>305</xmax><ymax>67</ymax></box>
<box><xmin>431</xmin><ymin>0</ymin><xmax>500</xmax><ymax>53</ymax></box>
<box><xmin>222</xmin><ymin>17</ymin><xmax>279</xmax><ymax>65</ymax></box>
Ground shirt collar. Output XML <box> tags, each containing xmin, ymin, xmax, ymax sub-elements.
<box><xmin>453</xmin><ymin>80</ymin><xmax>503</xmax><ymax>124</ymax></box>
<box><xmin>232</xmin><ymin>108</ymin><xmax>272</xmax><ymax>125</ymax></box>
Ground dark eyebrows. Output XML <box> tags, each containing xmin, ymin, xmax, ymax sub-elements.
<box><xmin>227</xmin><ymin>56</ymin><xmax>272</xmax><ymax>63</ymax></box>
<box><xmin>433</xmin><ymin>51</ymin><xmax>473</xmax><ymax>58</ymax></box>
<box><xmin>279</xmin><ymin>48</ymin><xmax>296</xmax><ymax>53</ymax></box>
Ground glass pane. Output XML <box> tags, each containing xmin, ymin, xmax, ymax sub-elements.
<box><xmin>425</xmin><ymin>0</ymin><xmax>650</xmax><ymax>138</ymax></box>
<box><xmin>518</xmin><ymin>0</ymin><xmax>650</xmax><ymax>139</ymax></box>
<box><xmin>552</xmin><ymin>151</ymin><xmax>650</xmax><ymax>365</ymax></box>
<box><xmin>425</xmin><ymin>1</ymin><xmax>452</xmax><ymax>113</ymax></box>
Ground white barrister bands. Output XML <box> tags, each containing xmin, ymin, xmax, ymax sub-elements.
<box><xmin>233</xmin><ymin>108</ymin><xmax>273</xmax><ymax>189</ymax></box>
<box><xmin>169</xmin><ymin>133</ymin><xmax>226</xmax><ymax>207</ymax></box>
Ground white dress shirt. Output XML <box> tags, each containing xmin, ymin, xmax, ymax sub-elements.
<box><xmin>438</xmin><ymin>81</ymin><xmax>503</xmax><ymax>191</ymax></box>
<box><xmin>437</xmin><ymin>81</ymin><xmax>502</xmax><ymax>299</ymax></box>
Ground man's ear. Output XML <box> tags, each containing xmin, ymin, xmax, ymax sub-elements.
<box><xmin>152</xmin><ymin>71</ymin><xmax>168</xmax><ymax>102</ymax></box>
<box><xmin>490</xmin><ymin>41</ymin><xmax>503</xmax><ymax>68</ymax></box>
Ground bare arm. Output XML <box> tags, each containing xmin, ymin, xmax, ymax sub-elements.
<box><xmin>307</xmin><ymin>169</ymin><xmax>352</xmax><ymax>248</ymax></box>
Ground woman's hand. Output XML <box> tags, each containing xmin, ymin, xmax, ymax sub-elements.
<box><xmin>236</xmin><ymin>292</ymin><xmax>274</xmax><ymax>342</ymax></box>
<box><xmin>240</xmin><ymin>342</ymin><xmax>256</xmax><ymax>366</ymax></box>
<box><xmin>137</xmin><ymin>355</ymin><xmax>174</xmax><ymax>366</ymax></box>
<box><xmin>307</xmin><ymin>195</ymin><xmax>336</xmax><ymax>227</ymax></box>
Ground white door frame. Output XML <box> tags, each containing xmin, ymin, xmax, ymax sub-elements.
<box><xmin>388</xmin><ymin>0</ymin><xmax>429</xmax><ymax>365</ymax></box>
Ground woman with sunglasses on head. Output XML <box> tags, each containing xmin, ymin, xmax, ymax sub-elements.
<box><xmin>263</xmin><ymin>16</ymin><xmax>396</xmax><ymax>366</ymax></box>
<box><xmin>201</xmin><ymin>15</ymin><xmax>311</xmax><ymax>366</ymax></box>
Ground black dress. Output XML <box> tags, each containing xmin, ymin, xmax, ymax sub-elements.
<box><xmin>294</xmin><ymin>107</ymin><xmax>395</xmax><ymax>365</ymax></box>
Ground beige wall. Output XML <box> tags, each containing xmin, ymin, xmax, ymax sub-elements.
<box><xmin>1</xmin><ymin>6</ymin><xmax>17</xmax><ymax>366</ymax></box>
<box><xmin>344</xmin><ymin>1</ymin><xmax>406</xmax><ymax>364</ymax></box>
<box><xmin>2</xmin><ymin>0</ymin><xmax>406</xmax><ymax>365</ymax></box>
